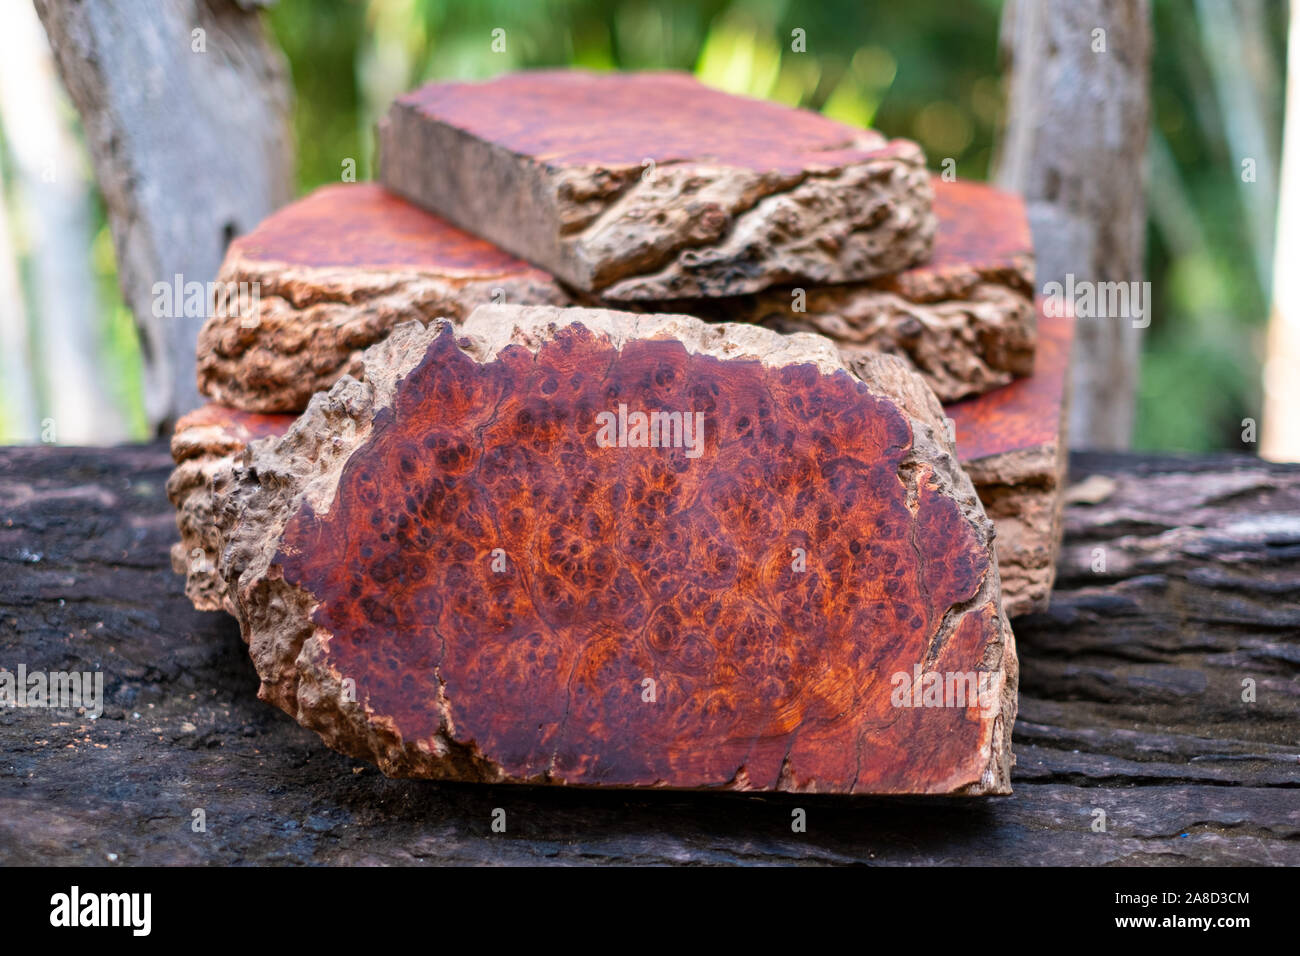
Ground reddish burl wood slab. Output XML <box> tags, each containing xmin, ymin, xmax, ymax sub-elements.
<box><xmin>944</xmin><ymin>302</ymin><xmax>1074</xmax><ymax>616</ymax></box>
<box><xmin>207</xmin><ymin>306</ymin><xmax>1014</xmax><ymax>793</ymax></box>
<box><xmin>378</xmin><ymin>70</ymin><xmax>936</xmax><ymax>300</ymax></box>
<box><xmin>196</xmin><ymin>183</ymin><xmax>570</xmax><ymax>412</ymax></box>
<box><xmin>675</xmin><ymin>177</ymin><xmax>1036</xmax><ymax>403</ymax></box>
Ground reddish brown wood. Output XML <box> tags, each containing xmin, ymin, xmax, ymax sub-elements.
<box><xmin>227</xmin><ymin>183</ymin><xmax>541</xmax><ymax>275</ymax></box>
<box><xmin>173</xmin><ymin>404</ymin><xmax>297</xmax><ymax>456</ymax></box>
<box><xmin>196</xmin><ymin>183</ymin><xmax>570</xmax><ymax>412</ymax></box>
<box><xmin>885</xmin><ymin>177</ymin><xmax>1034</xmax><ymax>300</ymax></box>
<box><xmin>174</xmin><ymin>302</ymin><xmax>1072</xmax><ymax>621</ymax></box>
<box><xmin>947</xmin><ymin>302</ymin><xmax>1073</xmax><ymax>464</ymax></box>
<box><xmin>943</xmin><ymin>303</ymin><xmax>1074</xmax><ymax>616</ymax></box>
<box><xmin>378</xmin><ymin>70</ymin><xmax>936</xmax><ymax>299</ymax></box>
<box><xmin>210</xmin><ymin>308</ymin><xmax>1014</xmax><ymax>794</ymax></box>
<box><xmin>680</xmin><ymin>177</ymin><xmax>1038</xmax><ymax>402</ymax></box>
<box><xmin>393</xmin><ymin>71</ymin><xmax>900</xmax><ymax>173</ymax></box>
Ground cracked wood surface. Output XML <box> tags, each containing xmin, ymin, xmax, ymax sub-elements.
<box><xmin>378</xmin><ymin>70</ymin><xmax>935</xmax><ymax>300</ymax></box>
<box><xmin>1</xmin><ymin>446</ymin><xmax>1296</xmax><ymax>864</ymax></box>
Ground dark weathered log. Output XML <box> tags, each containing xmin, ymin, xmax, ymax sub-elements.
<box><xmin>210</xmin><ymin>306</ymin><xmax>1015</xmax><ymax>794</ymax></box>
<box><xmin>196</xmin><ymin>184</ymin><xmax>571</xmax><ymax>412</ymax></box>
<box><xmin>34</xmin><ymin>0</ymin><xmax>294</xmax><ymax>431</ymax></box>
<box><xmin>1</xmin><ymin>446</ymin><xmax>1296</xmax><ymax>864</ymax></box>
<box><xmin>378</xmin><ymin>70</ymin><xmax>936</xmax><ymax>300</ymax></box>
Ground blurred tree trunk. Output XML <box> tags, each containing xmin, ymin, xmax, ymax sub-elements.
<box><xmin>994</xmin><ymin>0</ymin><xmax>1152</xmax><ymax>450</ymax></box>
<box><xmin>33</xmin><ymin>0</ymin><xmax>294</xmax><ymax>435</ymax></box>
<box><xmin>1262</xmin><ymin>3</ymin><xmax>1300</xmax><ymax>462</ymax></box>
<box><xmin>0</xmin><ymin>161</ymin><xmax>37</xmax><ymax>443</ymax></box>
<box><xmin>0</xmin><ymin>2</ymin><xmax>124</xmax><ymax>445</ymax></box>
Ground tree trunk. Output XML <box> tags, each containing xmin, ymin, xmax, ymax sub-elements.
<box><xmin>1262</xmin><ymin>3</ymin><xmax>1300</xmax><ymax>462</ymax></box>
<box><xmin>0</xmin><ymin>1</ymin><xmax>126</xmax><ymax>445</ymax></box>
<box><xmin>32</xmin><ymin>0</ymin><xmax>295</xmax><ymax>435</ymax></box>
<box><xmin>994</xmin><ymin>0</ymin><xmax>1152</xmax><ymax>450</ymax></box>
<box><xmin>0</xmin><ymin>162</ymin><xmax>37</xmax><ymax>443</ymax></box>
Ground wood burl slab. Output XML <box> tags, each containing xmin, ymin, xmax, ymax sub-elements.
<box><xmin>201</xmin><ymin>306</ymin><xmax>1013</xmax><ymax>794</ymax></box>
<box><xmin>378</xmin><ymin>70</ymin><xmax>936</xmax><ymax>300</ymax></box>
<box><xmin>947</xmin><ymin>302</ymin><xmax>1074</xmax><ymax>616</ymax></box>
<box><xmin>196</xmin><ymin>183</ymin><xmax>570</xmax><ymax>412</ymax></box>
<box><xmin>668</xmin><ymin>178</ymin><xmax>1036</xmax><ymax>402</ymax></box>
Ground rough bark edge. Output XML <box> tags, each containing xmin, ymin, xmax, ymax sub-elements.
<box><xmin>760</xmin><ymin>281</ymin><xmax>1036</xmax><ymax>404</ymax></box>
<box><xmin>195</xmin><ymin>254</ymin><xmax>570</xmax><ymax>412</ymax></box>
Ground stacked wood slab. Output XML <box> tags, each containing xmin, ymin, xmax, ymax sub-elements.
<box><xmin>171</xmin><ymin>70</ymin><xmax>1072</xmax><ymax>795</ymax></box>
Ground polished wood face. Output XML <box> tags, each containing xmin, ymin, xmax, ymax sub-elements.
<box><xmin>395</xmin><ymin>70</ymin><xmax>898</xmax><ymax>174</ymax></box>
<box><xmin>227</xmin><ymin>182</ymin><xmax>545</xmax><ymax>276</ymax></box>
<box><xmin>946</xmin><ymin>302</ymin><xmax>1074</xmax><ymax>465</ymax></box>
<box><xmin>267</xmin><ymin>323</ymin><xmax>1003</xmax><ymax>792</ymax></box>
<box><xmin>925</xmin><ymin>178</ymin><xmax>1033</xmax><ymax>274</ymax></box>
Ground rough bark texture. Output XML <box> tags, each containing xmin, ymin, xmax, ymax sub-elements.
<box><xmin>34</xmin><ymin>0</ymin><xmax>295</xmax><ymax>433</ymax></box>
<box><xmin>378</xmin><ymin>70</ymin><xmax>936</xmax><ymax>300</ymax></box>
<box><xmin>672</xmin><ymin>178</ymin><xmax>1036</xmax><ymax>403</ymax></box>
<box><xmin>948</xmin><ymin>303</ymin><xmax>1074</xmax><ymax>616</ymax></box>
<box><xmin>994</xmin><ymin>0</ymin><xmax>1151</xmax><ymax>449</ymax></box>
<box><xmin>2</xmin><ymin>446</ymin><xmax>1294</xmax><ymax>864</ymax></box>
<box><xmin>167</xmin><ymin>404</ymin><xmax>295</xmax><ymax>611</ymax></box>
<box><xmin>206</xmin><ymin>304</ymin><xmax>1015</xmax><ymax>794</ymax></box>
<box><xmin>195</xmin><ymin>184</ymin><xmax>571</xmax><ymax>412</ymax></box>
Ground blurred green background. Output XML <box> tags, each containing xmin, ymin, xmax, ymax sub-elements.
<box><xmin>2</xmin><ymin>0</ymin><xmax>1290</xmax><ymax>450</ymax></box>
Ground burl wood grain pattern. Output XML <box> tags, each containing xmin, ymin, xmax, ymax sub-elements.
<box><xmin>215</xmin><ymin>306</ymin><xmax>1014</xmax><ymax>794</ymax></box>
<box><xmin>944</xmin><ymin>302</ymin><xmax>1075</xmax><ymax>616</ymax></box>
<box><xmin>196</xmin><ymin>183</ymin><xmax>570</xmax><ymax>412</ymax></box>
<box><xmin>378</xmin><ymin>70</ymin><xmax>936</xmax><ymax>300</ymax></box>
<box><xmin>703</xmin><ymin>177</ymin><xmax>1036</xmax><ymax>403</ymax></box>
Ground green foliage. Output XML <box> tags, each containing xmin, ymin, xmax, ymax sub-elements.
<box><xmin>271</xmin><ymin>0</ymin><xmax>1280</xmax><ymax>452</ymax></box>
<box><xmin>269</xmin><ymin>0</ymin><xmax>1005</xmax><ymax>191</ymax></box>
<box><xmin>2</xmin><ymin>0</ymin><xmax>1276</xmax><ymax>451</ymax></box>
<box><xmin>1137</xmin><ymin>0</ymin><xmax>1287</xmax><ymax>452</ymax></box>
